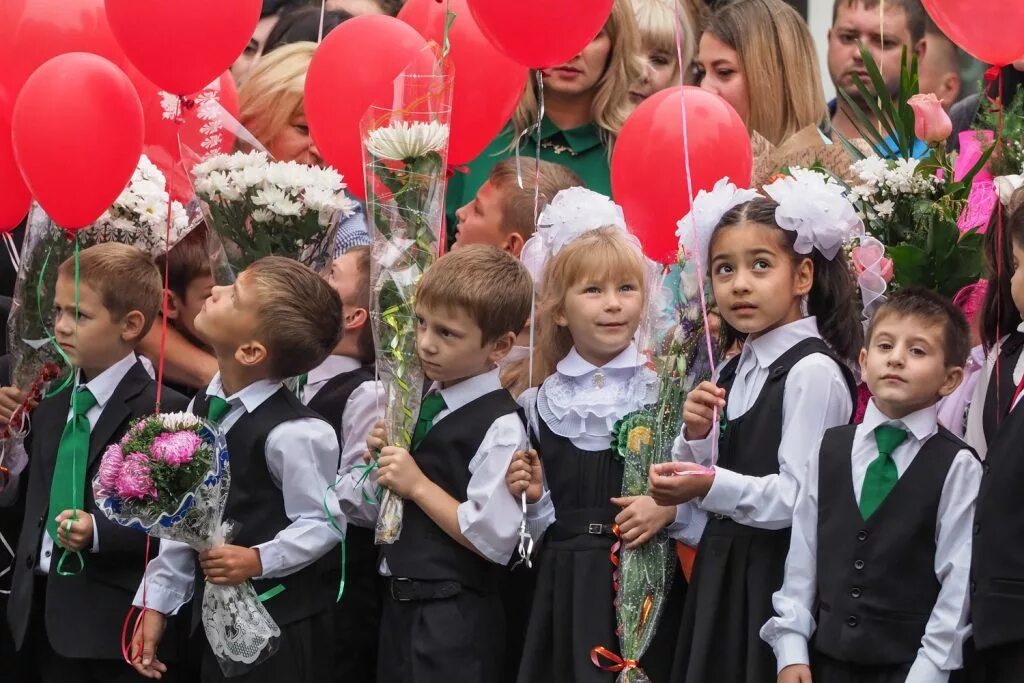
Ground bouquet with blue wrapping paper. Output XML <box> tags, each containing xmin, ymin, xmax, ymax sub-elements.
<box><xmin>92</xmin><ymin>412</ymin><xmax>281</xmax><ymax>676</ymax></box>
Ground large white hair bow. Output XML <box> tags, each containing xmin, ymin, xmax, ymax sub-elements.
<box><xmin>762</xmin><ymin>168</ymin><xmax>863</xmax><ymax>260</ymax></box>
<box><xmin>675</xmin><ymin>177</ymin><xmax>760</xmax><ymax>268</ymax></box>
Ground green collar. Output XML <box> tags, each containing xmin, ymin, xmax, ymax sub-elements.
<box><xmin>536</xmin><ymin>117</ymin><xmax>603</xmax><ymax>155</ymax></box>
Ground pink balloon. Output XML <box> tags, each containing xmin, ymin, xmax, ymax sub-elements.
<box><xmin>0</xmin><ymin>119</ymin><xmax>31</xmax><ymax>232</ymax></box>
<box><xmin>466</xmin><ymin>0</ymin><xmax>613</xmax><ymax>69</ymax></box>
<box><xmin>922</xmin><ymin>0</ymin><xmax>1024</xmax><ymax>66</ymax></box>
<box><xmin>12</xmin><ymin>53</ymin><xmax>144</xmax><ymax>230</ymax></box>
<box><xmin>105</xmin><ymin>0</ymin><xmax>261</xmax><ymax>95</ymax></box>
<box><xmin>612</xmin><ymin>87</ymin><xmax>753</xmax><ymax>264</ymax></box>
<box><xmin>399</xmin><ymin>0</ymin><xmax>528</xmax><ymax>166</ymax></box>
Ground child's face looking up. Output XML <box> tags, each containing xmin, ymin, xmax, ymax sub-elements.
<box><xmin>194</xmin><ymin>273</ymin><xmax>260</xmax><ymax>356</ymax></box>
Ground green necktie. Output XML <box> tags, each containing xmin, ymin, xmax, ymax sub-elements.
<box><xmin>859</xmin><ymin>425</ymin><xmax>908</xmax><ymax>520</ymax></box>
<box><xmin>411</xmin><ymin>393</ymin><xmax>447</xmax><ymax>450</ymax></box>
<box><xmin>206</xmin><ymin>396</ymin><xmax>231</xmax><ymax>425</ymax></box>
<box><xmin>295</xmin><ymin>373</ymin><xmax>309</xmax><ymax>399</ymax></box>
<box><xmin>47</xmin><ymin>387</ymin><xmax>97</xmax><ymax>542</ymax></box>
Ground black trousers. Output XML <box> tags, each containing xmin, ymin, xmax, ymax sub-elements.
<box><xmin>811</xmin><ymin>650</ymin><xmax>913</xmax><ymax>683</ymax></box>
<box><xmin>378</xmin><ymin>586</ymin><xmax>505</xmax><ymax>683</ymax></box>
<box><xmin>957</xmin><ymin>640</ymin><xmax>1024</xmax><ymax>683</ymax></box>
<box><xmin>199</xmin><ymin>609</ymin><xmax>333</xmax><ymax>683</ymax></box>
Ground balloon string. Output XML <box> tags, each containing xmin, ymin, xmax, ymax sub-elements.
<box><xmin>995</xmin><ymin>70</ymin><xmax>1006</xmax><ymax>426</ymax></box>
<box><xmin>2</xmin><ymin>233</ymin><xmax>19</xmax><ymax>270</ymax></box>
<box><xmin>673</xmin><ymin>0</ymin><xmax>719</xmax><ymax>467</ymax></box>
<box><xmin>318</xmin><ymin>0</ymin><xmax>327</xmax><ymax>43</ymax></box>
<box><xmin>878</xmin><ymin>0</ymin><xmax>885</xmax><ymax>139</ymax></box>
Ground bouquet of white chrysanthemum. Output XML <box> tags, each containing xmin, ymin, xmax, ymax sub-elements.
<box><xmin>192</xmin><ymin>150</ymin><xmax>357</xmax><ymax>283</ymax></box>
<box><xmin>361</xmin><ymin>52</ymin><xmax>452</xmax><ymax>545</ymax></box>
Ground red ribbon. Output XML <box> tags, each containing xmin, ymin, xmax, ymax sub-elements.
<box><xmin>0</xmin><ymin>362</ymin><xmax>60</xmax><ymax>441</ymax></box>
<box><xmin>591</xmin><ymin>646</ymin><xmax>640</xmax><ymax>673</ymax></box>
<box><xmin>444</xmin><ymin>164</ymin><xmax>469</xmax><ymax>179</ymax></box>
<box><xmin>610</xmin><ymin>523</ymin><xmax>622</xmax><ymax>593</ymax></box>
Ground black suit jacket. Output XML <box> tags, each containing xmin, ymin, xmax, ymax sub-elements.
<box><xmin>6</xmin><ymin>361</ymin><xmax>187</xmax><ymax>659</ymax></box>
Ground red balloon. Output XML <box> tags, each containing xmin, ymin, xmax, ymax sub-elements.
<box><xmin>305</xmin><ymin>15</ymin><xmax>429</xmax><ymax>201</ymax></box>
<box><xmin>105</xmin><ymin>0</ymin><xmax>261</xmax><ymax>95</ymax></box>
<box><xmin>0</xmin><ymin>119</ymin><xmax>31</xmax><ymax>231</ymax></box>
<box><xmin>922</xmin><ymin>0</ymin><xmax>1024</xmax><ymax>67</ymax></box>
<box><xmin>0</xmin><ymin>0</ymin><xmax>128</xmax><ymax>123</ymax></box>
<box><xmin>127</xmin><ymin>65</ymin><xmax>239</xmax><ymax>203</ymax></box>
<box><xmin>466</xmin><ymin>0</ymin><xmax>613</xmax><ymax>69</ymax></box>
<box><xmin>12</xmin><ymin>53</ymin><xmax>144</xmax><ymax>230</ymax></box>
<box><xmin>612</xmin><ymin>87</ymin><xmax>753</xmax><ymax>264</ymax></box>
<box><xmin>399</xmin><ymin>0</ymin><xmax>528</xmax><ymax>166</ymax></box>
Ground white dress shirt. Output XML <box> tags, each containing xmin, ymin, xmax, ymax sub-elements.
<box><xmin>964</xmin><ymin>322</ymin><xmax>1024</xmax><ymax>458</ymax></box>
<box><xmin>32</xmin><ymin>353</ymin><xmax>139</xmax><ymax>574</ymax></box>
<box><xmin>135</xmin><ymin>374</ymin><xmax>345</xmax><ymax>615</ymax></box>
<box><xmin>672</xmin><ymin>317</ymin><xmax>854</xmax><ymax>530</ymax></box>
<box><xmin>761</xmin><ymin>401</ymin><xmax>981</xmax><ymax>682</ymax></box>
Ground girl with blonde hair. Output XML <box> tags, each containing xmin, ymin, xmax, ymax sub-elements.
<box><xmin>445</xmin><ymin>0</ymin><xmax>642</xmax><ymax>227</ymax></box>
<box><xmin>629</xmin><ymin>0</ymin><xmax>701</xmax><ymax>104</ymax></box>
<box><xmin>697</xmin><ymin>0</ymin><xmax>828</xmax><ymax>146</ymax></box>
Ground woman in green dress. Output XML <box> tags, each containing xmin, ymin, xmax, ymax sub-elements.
<box><xmin>446</xmin><ymin>0</ymin><xmax>642</xmax><ymax>231</ymax></box>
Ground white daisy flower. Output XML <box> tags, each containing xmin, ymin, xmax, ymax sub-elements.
<box><xmin>365</xmin><ymin>120</ymin><xmax>450</xmax><ymax>161</ymax></box>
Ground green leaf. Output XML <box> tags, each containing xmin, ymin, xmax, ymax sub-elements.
<box><xmin>836</xmin><ymin>87</ymin><xmax>890</xmax><ymax>151</ymax></box>
<box><xmin>887</xmin><ymin>243</ymin><xmax>929</xmax><ymax>289</ymax></box>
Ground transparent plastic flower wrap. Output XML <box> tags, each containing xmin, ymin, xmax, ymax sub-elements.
<box><xmin>92</xmin><ymin>412</ymin><xmax>281</xmax><ymax>676</ymax></box>
<box><xmin>592</xmin><ymin>252</ymin><xmax>715</xmax><ymax>682</ymax></box>
<box><xmin>361</xmin><ymin>46</ymin><xmax>453</xmax><ymax>545</ymax></box>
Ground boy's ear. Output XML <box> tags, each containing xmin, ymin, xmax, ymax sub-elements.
<box><xmin>858</xmin><ymin>347</ymin><xmax>868</xmax><ymax>379</ymax></box>
<box><xmin>487</xmin><ymin>331</ymin><xmax>516</xmax><ymax>364</ymax></box>
<box><xmin>164</xmin><ymin>289</ymin><xmax>181</xmax><ymax>321</ymax></box>
<box><xmin>235</xmin><ymin>340</ymin><xmax>268</xmax><ymax>368</ymax></box>
<box><xmin>503</xmin><ymin>231</ymin><xmax>526</xmax><ymax>256</ymax></box>
<box><xmin>120</xmin><ymin>310</ymin><xmax>148</xmax><ymax>343</ymax></box>
<box><xmin>937</xmin><ymin>364</ymin><xmax>964</xmax><ymax>399</ymax></box>
<box><xmin>345</xmin><ymin>305</ymin><xmax>368</xmax><ymax>332</ymax></box>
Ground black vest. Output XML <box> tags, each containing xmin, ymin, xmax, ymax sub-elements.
<box><xmin>813</xmin><ymin>425</ymin><xmax>964</xmax><ymax>666</ymax></box>
<box><xmin>192</xmin><ymin>389</ymin><xmax>339</xmax><ymax>629</ymax></box>
<box><xmin>306</xmin><ymin>364</ymin><xmax>375</xmax><ymax>447</ymax></box>
<box><xmin>982</xmin><ymin>332</ymin><xmax>1024</xmax><ymax>443</ymax></box>
<box><xmin>972</xmin><ymin>400</ymin><xmax>1024</xmax><ymax>649</ymax></box>
<box><xmin>704</xmin><ymin>338</ymin><xmax>856</xmax><ymax>538</ymax></box>
<box><xmin>381</xmin><ymin>389</ymin><xmax>520</xmax><ymax>593</ymax></box>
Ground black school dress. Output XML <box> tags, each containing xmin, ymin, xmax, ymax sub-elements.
<box><xmin>670</xmin><ymin>338</ymin><xmax>855</xmax><ymax>683</ymax></box>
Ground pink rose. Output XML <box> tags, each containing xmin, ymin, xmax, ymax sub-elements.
<box><xmin>851</xmin><ymin>244</ymin><xmax>894</xmax><ymax>284</ymax></box>
<box><xmin>151</xmin><ymin>430</ymin><xmax>203</xmax><ymax>466</ymax></box>
<box><xmin>97</xmin><ymin>444</ymin><xmax>124</xmax><ymax>494</ymax></box>
<box><xmin>908</xmin><ymin>93</ymin><xmax>953</xmax><ymax>145</ymax></box>
<box><xmin>115</xmin><ymin>452</ymin><xmax>158</xmax><ymax>501</ymax></box>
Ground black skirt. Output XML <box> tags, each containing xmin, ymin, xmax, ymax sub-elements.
<box><xmin>670</xmin><ymin>516</ymin><xmax>791</xmax><ymax>683</ymax></box>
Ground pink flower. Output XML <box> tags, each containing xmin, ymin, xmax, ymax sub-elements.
<box><xmin>851</xmin><ymin>244</ymin><xmax>894</xmax><ymax>284</ymax></box>
<box><xmin>908</xmin><ymin>93</ymin><xmax>953</xmax><ymax>145</ymax></box>
<box><xmin>151</xmin><ymin>430</ymin><xmax>203</xmax><ymax>466</ymax></box>
<box><xmin>115</xmin><ymin>453</ymin><xmax>158</xmax><ymax>501</ymax></box>
<box><xmin>97</xmin><ymin>444</ymin><xmax>124</xmax><ymax>494</ymax></box>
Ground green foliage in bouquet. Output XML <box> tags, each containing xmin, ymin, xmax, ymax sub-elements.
<box><xmin>977</xmin><ymin>87</ymin><xmax>1024</xmax><ymax>177</ymax></box>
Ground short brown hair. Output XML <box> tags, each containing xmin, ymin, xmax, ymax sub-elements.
<box><xmin>155</xmin><ymin>224</ymin><xmax>212</xmax><ymax>301</ymax></box>
<box><xmin>345</xmin><ymin>245</ymin><xmax>375</xmax><ymax>364</ymax></box>
<box><xmin>416</xmin><ymin>246</ymin><xmax>533</xmax><ymax>344</ymax></box>
<box><xmin>866</xmin><ymin>287</ymin><xmax>970</xmax><ymax>367</ymax></box>
<box><xmin>488</xmin><ymin>159</ymin><xmax>583</xmax><ymax>239</ymax></box>
<box><xmin>244</xmin><ymin>257</ymin><xmax>343</xmax><ymax>378</ymax></box>
<box><xmin>833</xmin><ymin>0</ymin><xmax>927</xmax><ymax>45</ymax></box>
<box><xmin>58</xmin><ymin>243</ymin><xmax>162</xmax><ymax>339</ymax></box>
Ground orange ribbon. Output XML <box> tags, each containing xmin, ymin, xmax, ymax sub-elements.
<box><xmin>610</xmin><ymin>523</ymin><xmax>622</xmax><ymax>592</ymax></box>
<box><xmin>591</xmin><ymin>646</ymin><xmax>640</xmax><ymax>673</ymax></box>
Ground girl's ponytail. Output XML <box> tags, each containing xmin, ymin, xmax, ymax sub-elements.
<box><xmin>981</xmin><ymin>188</ymin><xmax>1024</xmax><ymax>349</ymax></box>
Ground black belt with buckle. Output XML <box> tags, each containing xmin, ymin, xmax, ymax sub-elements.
<box><xmin>388</xmin><ymin>578</ymin><xmax>463</xmax><ymax>602</ymax></box>
<box><xmin>546</xmin><ymin>521</ymin><xmax>617</xmax><ymax>541</ymax></box>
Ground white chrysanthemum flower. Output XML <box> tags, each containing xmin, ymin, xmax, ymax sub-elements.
<box><xmin>251</xmin><ymin>209</ymin><xmax>274</xmax><ymax>224</ymax></box>
<box><xmin>252</xmin><ymin>185</ymin><xmax>288</xmax><ymax>208</ymax></box>
<box><xmin>874</xmin><ymin>200</ymin><xmax>895</xmax><ymax>218</ymax></box>
<box><xmin>271</xmin><ymin>198</ymin><xmax>303</xmax><ymax>217</ymax></box>
<box><xmin>365</xmin><ymin>120</ymin><xmax>450</xmax><ymax>161</ymax></box>
<box><xmin>230</xmin><ymin>164</ymin><xmax>268</xmax><ymax>190</ymax></box>
<box><xmin>852</xmin><ymin>156</ymin><xmax>888</xmax><ymax>186</ymax></box>
<box><xmin>159</xmin><ymin>412</ymin><xmax>203</xmax><ymax>430</ymax></box>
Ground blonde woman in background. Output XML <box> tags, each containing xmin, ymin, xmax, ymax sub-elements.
<box><xmin>696</xmin><ymin>0</ymin><xmax>829</xmax><ymax>146</ymax></box>
<box><xmin>629</xmin><ymin>0</ymin><xmax>701</xmax><ymax>105</ymax></box>
<box><xmin>445</xmin><ymin>0</ymin><xmax>642</xmax><ymax>226</ymax></box>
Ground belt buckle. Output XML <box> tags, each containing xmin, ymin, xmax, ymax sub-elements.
<box><xmin>391</xmin><ymin>577</ymin><xmax>413</xmax><ymax>602</ymax></box>
<box><xmin>588</xmin><ymin>523</ymin><xmax>604</xmax><ymax>535</ymax></box>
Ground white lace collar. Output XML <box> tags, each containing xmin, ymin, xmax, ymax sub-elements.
<box><xmin>537</xmin><ymin>344</ymin><xmax>659</xmax><ymax>450</ymax></box>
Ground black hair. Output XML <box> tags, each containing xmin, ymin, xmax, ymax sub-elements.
<box><xmin>263</xmin><ymin>7</ymin><xmax>353</xmax><ymax>55</ymax></box>
<box><xmin>710</xmin><ymin>197</ymin><xmax>862</xmax><ymax>361</ymax></box>
<box><xmin>980</xmin><ymin>189</ymin><xmax>1024</xmax><ymax>350</ymax></box>
<box><xmin>867</xmin><ymin>287</ymin><xmax>970</xmax><ymax>367</ymax></box>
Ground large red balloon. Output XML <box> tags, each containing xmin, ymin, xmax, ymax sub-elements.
<box><xmin>399</xmin><ymin>0</ymin><xmax>527</xmax><ymax>166</ymax></box>
<box><xmin>466</xmin><ymin>0</ymin><xmax>613</xmax><ymax>69</ymax></box>
<box><xmin>127</xmin><ymin>65</ymin><xmax>239</xmax><ymax>203</ymax></box>
<box><xmin>0</xmin><ymin>0</ymin><xmax>128</xmax><ymax>123</ymax></box>
<box><xmin>12</xmin><ymin>53</ymin><xmax>144</xmax><ymax>230</ymax></box>
<box><xmin>922</xmin><ymin>0</ymin><xmax>1024</xmax><ymax>67</ymax></box>
<box><xmin>305</xmin><ymin>15</ymin><xmax>429</xmax><ymax>201</ymax></box>
<box><xmin>105</xmin><ymin>0</ymin><xmax>261</xmax><ymax>95</ymax></box>
<box><xmin>0</xmin><ymin>120</ymin><xmax>31</xmax><ymax>232</ymax></box>
<box><xmin>612</xmin><ymin>87</ymin><xmax>753</xmax><ymax>264</ymax></box>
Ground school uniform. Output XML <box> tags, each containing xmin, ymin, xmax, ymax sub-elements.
<box><xmin>6</xmin><ymin>354</ymin><xmax>187</xmax><ymax>683</ymax></box>
<box><xmin>762</xmin><ymin>401</ymin><xmax>980</xmax><ymax>683</ymax></box>
<box><xmin>135</xmin><ymin>374</ymin><xmax>344</xmax><ymax>683</ymax></box>
<box><xmin>299</xmin><ymin>355</ymin><xmax>383</xmax><ymax>683</ymax></box>
<box><xmin>969</xmin><ymin>355</ymin><xmax>1024</xmax><ymax>681</ymax></box>
<box><xmin>964</xmin><ymin>327</ymin><xmax>1024</xmax><ymax>457</ymax></box>
<box><xmin>371</xmin><ymin>367</ymin><xmax>527</xmax><ymax>683</ymax></box>
<box><xmin>517</xmin><ymin>344</ymin><xmax>689</xmax><ymax>683</ymax></box>
<box><xmin>670</xmin><ymin>318</ymin><xmax>856</xmax><ymax>683</ymax></box>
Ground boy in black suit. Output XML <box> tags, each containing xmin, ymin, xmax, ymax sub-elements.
<box><xmin>3</xmin><ymin>243</ymin><xmax>187</xmax><ymax>683</ymax></box>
